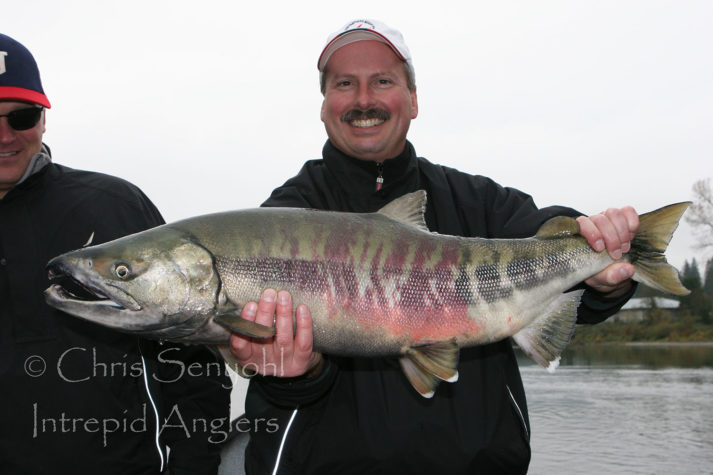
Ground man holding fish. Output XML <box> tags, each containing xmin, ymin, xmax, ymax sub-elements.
<box><xmin>231</xmin><ymin>19</ymin><xmax>641</xmax><ymax>474</ymax></box>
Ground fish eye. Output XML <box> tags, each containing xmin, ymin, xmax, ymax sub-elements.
<box><xmin>114</xmin><ymin>264</ymin><xmax>130</xmax><ymax>279</ymax></box>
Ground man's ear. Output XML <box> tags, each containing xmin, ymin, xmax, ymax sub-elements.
<box><xmin>411</xmin><ymin>88</ymin><xmax>418</xmax><ymax>119</ymax></box>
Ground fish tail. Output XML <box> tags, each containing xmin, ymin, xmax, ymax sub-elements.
<box><xmin>628</xmin><ymin>202</ymin><xmax>691</xmax><ymax>296</ymax></box>
<box><xmin>512</xmin><ymin>289</ymin><xmax>583</xmax><ymax>371</ymax></box>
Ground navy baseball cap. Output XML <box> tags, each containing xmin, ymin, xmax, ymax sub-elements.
<box><xmin>0</xmin><ymin>33</ymin><xmax>51</xmax><ymax>108</ymax></box>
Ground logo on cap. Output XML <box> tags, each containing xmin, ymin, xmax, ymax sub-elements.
<box><xmin>343</xmin><ymin>20</ymin><xmax>376</xmax><ymax>32</ymax></box>
<box><xmin>0</xmin><ymin>52</ymin><xmax>7</xmax><ymax>75</ymax></box>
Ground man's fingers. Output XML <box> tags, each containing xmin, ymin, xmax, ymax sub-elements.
<box><xmin>228</xmin><ymin>290</ymin><xmax>320</xmax><ymax>378</ymax></box>
<box><xmin>293</xmin><ymin>305</ymin><xmax>315</xmax><ymax>355</ymax></box>
<box><xmin>577</xmin><ymin>216</ymin><xmax>605</xmax><ymax>253</ymax></box>
<box><xmin>241</xmin><ymin>301</ymin><xmax>258</xmax><ymax>322</ymax></box>
<box><xmin>603</xmin><ymin>208</ymin><xmax>635</xmax><ymax>254</ymax></box>
<box><xmin>255</xmin><ymin>288</ymin><xmax>277</xmax><ymax>326</ymax></box>
<box><xmin>621</xmin><ymin>206</ymin><xmax>639</xmax><ymax>240</ymax></box>
<box><xmin>585</xmin><ymin>263</ymin><xmax>635</xmax><ymax>292</ymax></box>
<box><xmin>229</xmin><ymin>333</ymin><xmax>252</xmax><ymax>360</ymax></box>
<box><xmin>589</xmin><ymin>212</ymin><xmax>623</xmax><ymax>259</ymax></box>
<box><xmin>274</xmin><ymin>290</ymin><xmax>296</xmax><ymax>348</ymax></box>
<box><xmin>293</xmin><ymin>305</ymin><xmax>323</xmax><ymax>377</ymax></box>
<box><xmin>579</xmin><ymin>206</ymin><xmax>639</xmax><ymax>261</ymax></box>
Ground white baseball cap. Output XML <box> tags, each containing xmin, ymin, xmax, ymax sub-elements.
<box><xmin>317</xmin><ymin>19</ymin><xmax>413</xmax><ymax>71</ymax></box>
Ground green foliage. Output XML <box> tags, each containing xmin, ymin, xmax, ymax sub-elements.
<box><xmin>572</xmin><ymin>310</ymin><xmax>713</xmax><ymax>344</ymax></box>
<box><xmin>681</xmin><ymin>258</ymin><xmax>703</xmax><ymax>290</ymax></box>
<box><xmin>704</xmin><ymin>258</ymin><xmax>713</xmax><ymax>295</ymax></box>
<box><xmin>677</xmin><ymin>258</ymin><xmax>713</xmax><ymax>324</ymax></box>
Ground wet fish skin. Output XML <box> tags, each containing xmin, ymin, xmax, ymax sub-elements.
<box><xmin>44</xmin><ymin>191</ymin><xmax>690</xmax><ymax>397</ymax></box>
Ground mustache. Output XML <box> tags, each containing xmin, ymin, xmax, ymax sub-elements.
<box><xmin>340</xmin><ymin>109</ymin><xmax>391</xmax><ymax>122</ymax></box>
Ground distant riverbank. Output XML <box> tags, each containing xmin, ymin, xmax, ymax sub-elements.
<box><xmin>571</xmin><ymin>318</ymin><xmax>713</xmax><ymax>344</ymax></box>
<box><xmin>621</xmin><ymin>341</ymin><xmax>713</xmax><ymax>347</ymax></box>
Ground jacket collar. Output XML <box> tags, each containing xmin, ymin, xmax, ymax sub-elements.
<box><xmin>16</xmin><ymin>143</ymin><xmax>52</xmax><ymax>187</ymax></box>
<box><xmin>322</xmin><ymin>140</ymin><xmax>420</xmax><ymax>197</ymax></box>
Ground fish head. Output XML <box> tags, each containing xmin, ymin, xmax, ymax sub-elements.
<box><xmin>44</xmin><ymin>227</ymin><xmax>222</xmax><ymax>340</ymax></box>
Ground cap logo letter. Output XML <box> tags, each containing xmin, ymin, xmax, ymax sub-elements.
<box><xmin>0</xmin><ymin>52</ymin><xmax>7</xmax><ymax>75</ymax></box>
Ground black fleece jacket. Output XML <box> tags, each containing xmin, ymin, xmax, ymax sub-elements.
<box><xmin>244</xmin><ymin>141</ymin><xmax>632</xmax><ymax>475</ymax></box>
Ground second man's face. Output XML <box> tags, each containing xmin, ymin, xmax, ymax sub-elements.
<box><xmin>321</xmin><ymin>41</ymin><xmax>418</xmax><ymax>162</ymax></box>
<box><xmin>0</xmin><ymin>101</ymin><xmax>45</xmax><ymax>198</ymax></box>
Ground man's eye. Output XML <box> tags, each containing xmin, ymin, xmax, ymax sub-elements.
<box><xmin>336</xmin><ymin>80</ymin><xmax>352</xmax><ymax>87</ymax></box>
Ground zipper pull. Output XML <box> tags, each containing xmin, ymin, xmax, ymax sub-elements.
<box><xmin>375</xmin><ymin>162</ymin><xmax>384</xmax><ymax>191</ymax></box>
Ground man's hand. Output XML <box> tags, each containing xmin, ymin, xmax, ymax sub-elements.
<box><xmin>576</xmin><ymin>206</ymin><xmax>639</xmax><ymax>297</ymax></box>
<box><xmin>229</xmin><ymin>289</ymin><xmax>323</xmax><ymax>378</ymax></box>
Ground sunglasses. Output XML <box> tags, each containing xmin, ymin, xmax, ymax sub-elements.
<box><xmin>0</xmin><ymin>107</ymin><xmax>44</xmax><ymax>131</ymax></box>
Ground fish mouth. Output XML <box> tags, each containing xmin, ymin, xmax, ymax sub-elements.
<box><xmin>46</xmin><ymin>264</ymin><xmax>141</xmax><ymax>313</ymax></box>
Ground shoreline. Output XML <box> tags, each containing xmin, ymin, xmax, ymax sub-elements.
<box><xmin>582</xmin><ymin>341</ymin><xmax>713</xmax><ymax>347</ymax></box>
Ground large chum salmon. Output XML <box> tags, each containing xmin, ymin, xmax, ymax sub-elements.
<box><xmin>45</xmin><ymin>191</ymin><xmax>690</xmax><ymax>397</ymax></box>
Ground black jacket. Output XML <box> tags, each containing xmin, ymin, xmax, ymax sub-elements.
<box><xmin>0</xmin><ymin>160</ymin><xmax>231</xmax><ymax>474</ymax></box>
<box><xmin>243</xmin><ymin>141</ymin><xmax>632</xmax><ymax>475</ymax></box>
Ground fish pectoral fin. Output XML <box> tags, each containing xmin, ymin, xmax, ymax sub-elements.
<box><xmin>512</xmin><ymin>289</ymin><xmax>584</xmax><ymax>371</ymax></box>
<box><xmin>535</xmin><ymin>216</ymin><xmax>580</xmax><ymax>238</ymax></box>
<box><xmin>399</xmin><ymin>339</ymin><xmax>460</xmax><ymax>398</ymax></box>
<box><xmin>214</xmin><ymin>312</ymin><xmax>275</xmax><ymax>339</ymax></box>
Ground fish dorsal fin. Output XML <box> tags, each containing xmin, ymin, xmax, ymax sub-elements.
<box><xmin>535</xmin><ymin>216</ymin><xmax>580</xmax><ymax>238</ymax></box>
<box><xmin>377</xmin><ymin>190</ymin><xmax>429</xmax><ymax>232</ymax></box>
<box><xmin>399</xmin><ymin>339</ymin><xmax>460</xmax><ymax>398</ymax></box>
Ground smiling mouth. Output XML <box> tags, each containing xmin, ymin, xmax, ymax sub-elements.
<box><xmin>350</xmin><ymin>118</ymin><xmax>385</xmax><ymax>128</ymax></box>
<box><xmin>0</xmin><ymin>151</ymin><xmax>19</xmax><ymax>158</ymax></box>
<box><xmin>341</xmin><ymin>109</ymin><xmax>390</xmax><ymax>129</ymax></box>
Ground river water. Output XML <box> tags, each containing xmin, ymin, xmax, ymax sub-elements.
<box><xmin>519</xmin><ymin>344</ymin><xmax>713</xmax><ymax>474</ymax></box>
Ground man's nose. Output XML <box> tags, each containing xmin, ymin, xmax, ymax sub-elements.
<box><xmin>0</xmin><ymin>118</ymin><xmax>16</xmax><ymax>144</ymax></box>
<box><xmin>354</xmin><ymin>83</ymin><xmax>376</xmax><ymax>110</ymax></box>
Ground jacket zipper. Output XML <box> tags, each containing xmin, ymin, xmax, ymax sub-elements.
<box><xmin>375</xmin><ymin>162</ymin><xmax>384</xmax><ymax>191</ymax></box>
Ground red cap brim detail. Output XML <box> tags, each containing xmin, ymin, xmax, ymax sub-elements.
<box><xmin>318</xmin><ymin>30</ymin><xmax>406</xmax><ymax>71</ymax></box>
<box><xmin>0</xmin><ymin>86</ymin><xmax>51</xmax><ymax>108</ymax></box>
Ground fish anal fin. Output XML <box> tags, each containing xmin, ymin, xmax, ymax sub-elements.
<box><xmin>399</xmin><ymin>339</ymin><xmax>460</xmax><ymax>398</ymax></box>
<box><xmin>377</xmin><ymin>190</ymin><xmax>430</xmax><ymax>232</ymax></box>
<box><xmin>399</xmin><ymin>358</ymin><xmax>437</xmax><ymax>398</ymax></box>
<box><xmin>512</xmin><ymin>289</ymin><xmax>583</xmax><ymax>370</ymax></box>
<box><xmin>214</xmin><ymin>312</ymin><xmax>275</xmax><ymax>338</ymax></box>
<box><xmin>535</xmin><ymin>216</ymin><xmax>580</xmax><ymax>238</ymax></box>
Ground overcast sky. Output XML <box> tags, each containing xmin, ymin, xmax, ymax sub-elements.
<box><xmin>4</xmin><ymin>0</ymin><xmax>712</xmax><ymax>271</ymax></box>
